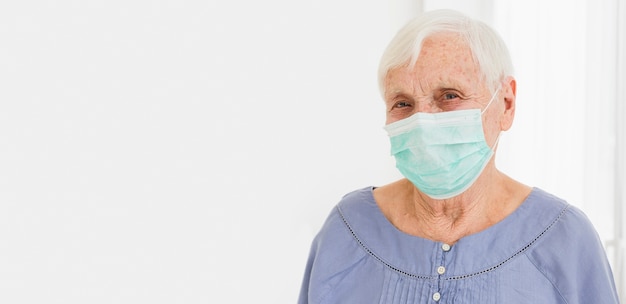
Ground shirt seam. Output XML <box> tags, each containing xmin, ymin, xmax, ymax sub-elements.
<box><xmin>337</xmin><ymin>205</ymin><xmax>435</xmax><ymax>280</ymax></box>
<box><xmin>338</xmin><ymin>199</ymin><xmax>571</xmax><ymax>282</ymax></box>
<box><xmin>445</xmin><ymin>204</ymin><xmax>570</xmax><ymax>280</ymax></box>
<box><xmin>522</xmin><ymin>252</ymin><xmax>569</xmax><ymax>304</ymax></box>
<box><xmin>317</xmin><ymin>253</ymin><xmax>369</xmax><ymax>304</ymax></box>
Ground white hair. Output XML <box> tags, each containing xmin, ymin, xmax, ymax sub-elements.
<box><xmin>378</xmin><ymin>9</ymin><xmax>514</xmax><ymax>95</ymax></box>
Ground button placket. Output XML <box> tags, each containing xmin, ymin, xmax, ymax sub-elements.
<box><xmin>432</xmin><ymin>292</ymin><xmax>441</xmax><ymax>301</ymax></box>
<box><xmin>437</xmin><ymin>266</ymin><xmax>446</xmax><ymax>275</ymax></box>
<box><xmin>433</xmin><ymin>243</ymin><xmax>452</xmax><ymax>302</ymax></box>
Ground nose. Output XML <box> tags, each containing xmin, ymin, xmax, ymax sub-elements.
<box><xmin>414</xmin><ymin>99</ymin><xmax>438</xmax><ymax>113</ymax></box>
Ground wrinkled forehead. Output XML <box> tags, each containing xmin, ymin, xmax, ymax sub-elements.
<box><xmin>413</xmin><ymin>32</ymin><xmax>477</xmax><ymax>72</ymax></box>
<box><xmin>386</xmin><ymin>33</ymin><xmax>485</xmax><ymax>95</ymax></box>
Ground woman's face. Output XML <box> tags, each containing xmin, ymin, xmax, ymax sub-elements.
<box><xmin>382</xmin><ymin>32</ymin><xmax>493</xmax><ymax>125</ymax></box>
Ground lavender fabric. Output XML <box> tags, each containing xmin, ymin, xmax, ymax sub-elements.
<box><xmin>298</xmin><ymin>187</ymin><xmax>619</xmax><ymax>303</ymax></box>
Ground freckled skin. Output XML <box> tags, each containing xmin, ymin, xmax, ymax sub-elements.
<box><xmin>375</xmin><ymin>32</ymin><xmax>527</xmax><ymax>244</ymax></box>
<box><xmin>383</xmin><ymin>32</ymin><xmax>500</xmax><ymax>146</ymax></box>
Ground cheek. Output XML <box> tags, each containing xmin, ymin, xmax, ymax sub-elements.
<box><xmin>488</xmin><ymin>115</ymin><xmax>502</xmax><ymax>131</ymax></box>
<box><xmin>385</xmin><ymin>113</ymin><xmax>403</xmax><ymax>125</ymax></box>
<box><xmin>482</xmin><ymin>114</ymin><xmax>503</xmax><ymax>146</ymax></box>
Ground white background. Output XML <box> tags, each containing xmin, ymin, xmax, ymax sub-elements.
<box><xmin>0</xmin><ymin>1</ymin><xmax>623</xmax><ymax>303</ymax></box>
<box><xmin>0</xmin><ymin>1</ymin><xmax>397</xmax><ymax>303</ymax></box>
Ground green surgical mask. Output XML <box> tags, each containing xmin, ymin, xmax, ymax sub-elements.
<box><xmin>384</xmin><ymin>90</ymin><xmax>500</xmax><ymax>199</ymax></box>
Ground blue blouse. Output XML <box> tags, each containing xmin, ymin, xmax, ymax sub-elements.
<box><xmin>298</xmin><ymin>187</ymin><xmax>619</xmax><ymax>303</ymax></box>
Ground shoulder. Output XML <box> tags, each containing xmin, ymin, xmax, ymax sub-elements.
<box><xmin>300</xmin><ymin>187</ymin><xmax>377</xmax><ymax>303</ymax></box>
<box><xmin>524</xmin><ymin>189</ymin><xmax>619</xmax><ymax>303</ymax></box>
<box><xmin>526</xmin><ymin>189</ymin><xmax>603</xmax><ymax>256</ymax></box>
<box><xmin>308</xmin><ymin>187</ymin><xmax>383</xmax><ymax>269</ymax></box>
<box><xmin>315</xmin><ymin>187</ymin><xmax>377</xmax><ymax>249</ymax></box>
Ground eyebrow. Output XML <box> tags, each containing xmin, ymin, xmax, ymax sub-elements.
<box><xmin>432</xmin><ymin>78</ymin><xmax>470</xmax><ymax>90</ymax></box>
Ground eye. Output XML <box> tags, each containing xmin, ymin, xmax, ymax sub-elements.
<box><xmin>442</xmin><ymin>92</ymin><xmax>460</xmax><ymax>101</ymax></box>
<box><xmin>386</xmin><ymin>98</ymin><xmax>414</xmax><ymax>120</ymax></box>
<box><xmin>393</xmin><ymin>101</ymin><xmax>412</xmax><ymax>109</ymax></box>
<box><xmin>436</xmin><ymin>90</ymin><xmax>468</xmax><ymax>111</ymax></box>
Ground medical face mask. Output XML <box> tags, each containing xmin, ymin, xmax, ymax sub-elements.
<box><xmin>384</xmin><ymin>90</ymin><xmax>500</xmax><ymax>199</ymax></box>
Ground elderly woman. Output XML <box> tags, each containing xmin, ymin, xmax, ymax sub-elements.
<box><xmin>298</xmin><ymin>9</ymin><xmax>619</xmax><ymax>304</ymax></box>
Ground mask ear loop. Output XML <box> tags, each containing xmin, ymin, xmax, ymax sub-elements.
<box><xmin>481</xmin><ymin>88</ymin><xmax>501</xmax><ymax>114</ymax></box>
<box><xmin>481</xmin><ymin>87</ymin><xmax>502</xmax><ymax>150</ymax></box>
<box><xmin>490</xmin><ymin>132</ymin><xmax>502</xmax><ymax>150</ymax></box>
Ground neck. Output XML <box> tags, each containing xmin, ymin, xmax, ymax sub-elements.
<box><xmin>374</xmin><ymin>164</ymin><xmax>532</xmax><ymax>245</ymax></box>
<box><xmin>402</xmin><ymin>166</ymin><xmax>513</xmax><ymax>244</ymax></box>
<box><xmin>409</xmin><ymin>189</ymin><xmax>491</xmax><ymax>244</ymax></box>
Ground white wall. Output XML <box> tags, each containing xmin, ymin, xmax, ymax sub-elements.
<box><xmin>0</xmin><ymin>1</ymin><xmax>401</xmax><ymax>303</ymax></box>
<box><xmin>1</xmin><ymin>1</ymin><xmax>622</xmax><ymax>303</ymax></box>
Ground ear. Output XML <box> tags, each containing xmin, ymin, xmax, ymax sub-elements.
<box><xmin>500</xmin><ymin>76</ymin><xmax>516</xmax><ymax>131</ymax></box>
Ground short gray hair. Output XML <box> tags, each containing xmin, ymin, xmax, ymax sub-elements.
<box><xmin>378</xmin><ymin>9</ymin><xmax>514</xmax><ymax>95</ymax></box>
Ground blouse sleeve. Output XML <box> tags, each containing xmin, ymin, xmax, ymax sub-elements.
<box><xmin>525</xmin><ymin>205</ymin><xmax>620</xmax><ymax>304</ymax></box>
<box><xmin>297</xmin><ymin>205</ymin><xmax>369</xmax><ymax>304</ymax></box>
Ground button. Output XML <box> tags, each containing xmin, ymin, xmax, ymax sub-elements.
<box><xmin>432</xmin><ymin>292</ymin><xmax>441</xmax><ymax>301</ymax></box>
<box><xmin>437</xmin><ymin>266</ymin><xmax>446</xmax><ymax>275</ymax></box>
<box><xmin>442</xmin><ymin>243</ymin><xmax>451</xmax><ymax>252</ymax></box>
